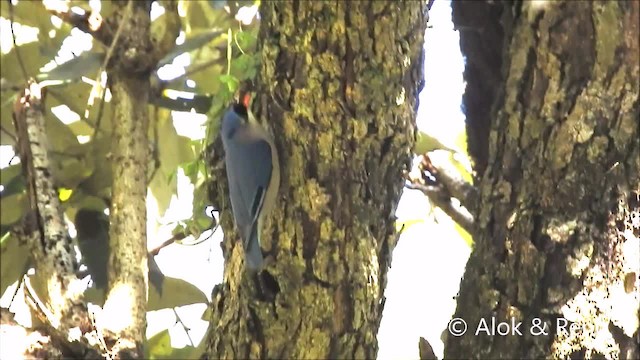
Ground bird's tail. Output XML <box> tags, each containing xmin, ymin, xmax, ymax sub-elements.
<box><xmin>244</xmin><ymin>227</ymin><xmax>264</xmax><ymax>271</ymax></box>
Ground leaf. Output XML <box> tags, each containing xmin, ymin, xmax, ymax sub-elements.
<box><xmin>64</xmin><ymin>193</ymin><xmax>108</xmax><ymax>215</ymax></box>
<box><xmin>37</xmin><ymin>52</ymin><xmax>105</xmax><ymax>83</ymax></box>
<box><xmin>219</xmin><ymin>74</ymin><xmax>239</xmax><ymax>93</ymax></box>
<box><xmin>150</xmin><ymin>93</ymin><xmax>213</xmax><ymax>113</ymax></box>
<box><xmin>169</xmin><ymin>345</ymin><xmax>204</xmax><ymax>360</ymax></box>
<box><xmin>0</xmin><ymin>1</ymin><xmax>50</xmax><ymax>29</ymax></box>
<box><xmin>149</xmin><ymin>171</ymin><xmax>177</xmax><ymax>219</ymax></box>
<box><xmin>0</xmin><ymin>233</ymin><xmax>31</xmax><ymax>296</ymax></box>
<box><xmin>58</xmin><ymin>188</ymin><xmax>73</xmax><ymax>202</ymax></box>
<box><xmin>449</xmin><ymin>152</ymin><xmax>473</xmax><ymax>184</ymax></box>
<box><xmin>395</xmin><ymin>218</ymin><xmax>425</xmax><ymax>232</ymax></box>
<box><xmin>454</xmin><ymin>222</ymin><xmax>474</xmax><ymax>248</ymax></box>
<box><xmin>181</xmin><ymin>160</ymin><xmax>200</xmax><ymax>182</ymax></box>
<box><xmin>158</xmin><ymin>29</ymin><xmax>224</xmax><ymax>67</ymax></box>
<box><xmin>0</xmin><ymin>193</ymin><xmax>27</xmax><ymax>226</ymax></box>
<box><xmin>0</xmin><ymin>164</ymin><xmax>25</xmax><ymax>197</ymax></box>
<box><xmin>208</xmin><ymin>0</ymin><xmax>228</xmax><ymax>9</ymax></box>
<box><xmin>47</xmin><ymin>82</ymin><xmax>113</xmax><ymax>133</ymax></box>
<box><xmin>146</xmin><ymin>330</ymin><xmax>172</xmax><ymax>359</ymax></box>
<box><xmin>235</xmin><ymin>31</ymin><xmax>257</xmax><ymax>53</ymax></box>
<box><xmin>77</xmin><ymin>136</ymin><xmax>113</xmax><ymax>198</ymax></box>
<box><xmin>148</xmin><ymin>276</ymin><xmax>208</xmax><ymax>311</ymax></box>
<box><xmin>415</xmin><ymin>131</ymin><xmax>458</xmax><ymax>154</ymax></box>
<box><xmin>49</xmin><ymin>152</ymin><xmax>95</xmax><ymax>189</ymax></box>
<box><xmin>0</xmin><ymin>41</ymin><xmax>49</xmax><ymax>85</ymax></box>
<box><xmin>231</xmin><ymin>53</ymin><xmax>257</xmax><ymax>81</ymax></box>
<box><xmin>45</xmin><ymin>112</ymin><xmax>80</xmax><ymax>153</ymax></box>
<box><xmin>150</xmin><ymin>112</ymin><xmax>195</xmax><ymax>216</ymax></box>
<box><xmin>1</xmin><ymin>93</ymin><xmax>19</xmax><ymax>146</ymax></box>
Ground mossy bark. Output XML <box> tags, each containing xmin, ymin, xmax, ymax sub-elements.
<box><xmin>447</xmin><ymin>1</ymin><xmax>639</xmax><ymax>358</ymax></box>
<box><xmin>206</xmin><ymin>1</ymin><xmax>428</xmax><ymax>358</ymax></box>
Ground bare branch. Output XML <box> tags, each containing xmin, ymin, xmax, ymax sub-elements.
<box><xmin>405</xmin><ymin>154</ymin><xmax>477</xmax><ymax>235</ymax></box>
<box><xmin>405</xmin><ymin>181</ymin><xmax>475</xmax><ymax>234</ymax></box>
<box><xmin>43</xmin><ymin>1</ymin><xmax>113</xmax><ymax>45</ymax></box>
<box><xmin>424</xmin><ymin>154</ymin><xmax>479</xmax><ymax>213</ymax></box>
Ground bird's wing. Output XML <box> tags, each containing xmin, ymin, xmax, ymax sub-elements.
<box><xmin>223</xmin><ymin>130</ymin><xmax>273</xmax><ymax>246</ymax></box>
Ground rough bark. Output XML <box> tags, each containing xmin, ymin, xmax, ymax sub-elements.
<box><xmin>11</xmin><ymin>81</ymin><xmax>87</xmax><ymax>334</ymax></box>
<box><xmin>206</xmin><ymin>1</ymin><xmax>427</xmax><ymax>358</ymax></box>
<box><xmin>99</xmin><ymin>1</ymin><xmax>174</xmax><ymax>357</ymax></box>
<box><xmin>447</xmin><ymin>1</ymin><xmax>639</xmax><ymax>359</ymax></box>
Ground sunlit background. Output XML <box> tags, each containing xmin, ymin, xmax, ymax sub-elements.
<box><xmin>0</xmin><ymin>1</ymin><xmax>470</xmax><ymax>358</ymax></box>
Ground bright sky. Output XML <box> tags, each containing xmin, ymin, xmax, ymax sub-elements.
<box><xmin>377</xmin><ymin>1</ymin><xmax>470</xmax><ymax>358</ymax></box>
<box><xmin>0</xmin><ymin>1</ymin><xmax>470</xmax><ymax>358</ymax></box>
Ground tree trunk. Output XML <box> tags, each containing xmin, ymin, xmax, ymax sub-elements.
<box><xmin>447</xmin><ymin>1</ymin><xmax>639</xmax><ymax>358</ymax></box>
<box><xmin>206</xmin><ymin>1</ymin><xmax>428</xmax><ymax>358</ymax></box>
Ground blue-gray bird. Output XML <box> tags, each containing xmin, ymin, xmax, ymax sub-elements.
<box><xmin>220</xmin><ymin>99</ymin><xmax>280</xmax><ymax>271</ymax></box>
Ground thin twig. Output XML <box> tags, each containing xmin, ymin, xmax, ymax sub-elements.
<box><xmin>88</xmin><ymin>306</ymin><xmax>113</xmax><ymax>360</ymax></box>
<box><xmin>172</xmin><ymin>308</ymin><xmax>195</xmax><ymax>347</ymax></box>
<box><xmin>9</xmin><ymin>2</ymin><xmax>29</xmax><ymax>82</ymax></box>
<box><xmin>93</xmin><ymin>78</ymin><xmax>109</xmax><ymax>138</ymax></box>
<box><xmin>148</xmin><ymin>232</ymin><xmax>187</xmax><ymax>256</ymax></box>
<box><xmin>405</xmin><ymin>182</ymin><xmax>475</xmax><ymax>234</ymax></box>
<box><xmin>43</xmin><ymin>1</ymin><xmax>112</xmax><ymax>44</ymax></box>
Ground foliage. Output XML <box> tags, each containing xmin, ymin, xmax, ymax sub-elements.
<box><xmin>0</xmin><ymin>0</ymin><xmax>258</xmax><ymax>357</ymax></box>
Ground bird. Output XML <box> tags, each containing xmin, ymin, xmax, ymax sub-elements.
<box><xmin>75</xmin><ymin>208</ymin><xmax>164</xmax><ymax>292</ymax></box>
<box><xmin>220</xmin><ymin>96</ymin><xmax>280</xmax><ymax>271</ymax></box>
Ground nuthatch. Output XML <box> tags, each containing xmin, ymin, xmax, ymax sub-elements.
<box><xmin>220</xmin><ymin>97</ymin><xmax>280</xmax><ymax>271</ymax></box>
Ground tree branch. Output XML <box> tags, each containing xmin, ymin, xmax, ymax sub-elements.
<box><xmin>405</xmin><ymin>181</ymin><xmax>475</xmax><ymax>234</ymax></box>
<box><xmin>11</xmin><ymin>80</ymin><xmax>88</xmax><ymax>332</ymax></box>
<box><xmin>405</xmin><ymin>154</ymin><xmax>477</xmax><ymax>235</ymax></box>
<box><xmin>43</xmin><ymin>1</ymin><xmax>113</xmax><ymax>46</ymax></box>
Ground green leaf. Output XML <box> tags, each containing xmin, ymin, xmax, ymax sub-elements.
<box><xmin>395</xmin><ymin>218</ymin><xmax>425</xmax><ymax>232</ymax></box>
<box><xmin>49</xmin><ymin>152</ymin><xmax>95</xmax><ymax>189</ymax></box>
<box><xmin>219</xmin><ymin>74</ymin><xmax>239</xmax><ymax>93</ymax></box>
<box><xmin>148</xmin><ymin>276</ymin><xmax>208</xmax><ymax>311</ymax></box>
<box><xmin>1</xmin><ymin>93</ymin><xmax>19</xmax><ymax>146</ymax></box>
<box><xmin>1</xmin><ymin>233</ymin><xmax>31</xmax><ymax>296</ymax></box>
<box><xmin>150</xmin><ymin>93</ymin><xmax>213</xmax><ymax>113</ymax></box>
<box><xmin>158</xmin><ymin>29</ymin><xmax>224</xmax><ymax>67</ymax></box>
<box><xmin>150</xmin><ymin>113</ymin><xmax>195</xmax><ymax>216</ymax></box>
<box><xmin>146</xmin><ymin>330</ymin><xmax>173</xmax><ymax>359</ymax></box>
<box><xmin>0</xmin><ymin>193</ymin><xmax>27</xmax><ymax>226</ymax></box>
<box><xmin>0</xmin><ymin>1</ymin><xmax>50</xmax><ymax>29</ymax></box>
<box><xmin>454</xmin><ymin>222</ymin><xmax>474</xmax><ymax>248</ymax></box>
<box><xmin>45</xmin><ymin>112</ymin><xmax>81</xmax><ymax>153</ymax></box>
<box><xmin>415</xmin><ymin>131</ymin><xmax>458</xmax><ymax>154</ymax></box>
<box><xmin>77</xmin><ymin>136</ymin><xmax>113</xmax><ymax>198</ymax></box>
<box><xmin>235</xmin><ymin>31</ymin><xmax>257</xmax><ymax>52</ymax></box>
<box><xmin>37</xmin><ymin>52</ymin><xmax>105</xmax><ymax>83</ymax></box>
<box><xmin>181</xmin><ymin>160</ymin><xmax>200</xmax><ymax>182</ymax></box>
<box><xmin>448</xmin><ymin>152</ymin><xmax>473</xmax><ymax>184</ymax></box>
<box><xmin>231</xmin><ymin>53</ymin><xmax>257</xmax><ymax>80</ymax></box>
<box><xmin>0</xmin><ymin>164</ymin><xmax>25</xmax><ymax>197</ymax></box>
